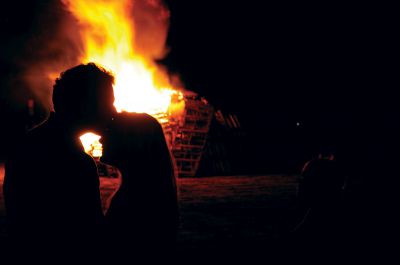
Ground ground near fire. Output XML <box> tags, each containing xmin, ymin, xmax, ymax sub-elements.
<box><xmin>0</xmin><ymin>163</ymin><xmax>393</xmax><ymax>261</ymax></box>
<box><xmin>0</xmin><ymin>165</ymin><xmax>300</xmax><ymax>259</ymax></box>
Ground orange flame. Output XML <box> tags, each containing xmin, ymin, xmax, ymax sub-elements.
<box><xmin>61</xmin><ymin>0</ymin><xmax>185</xmax><ymax>157</ymax></box>
<box><xmin>62</xmin><ymin>0</ymin><xmax>184</xmax><ymax>116</ymax></box>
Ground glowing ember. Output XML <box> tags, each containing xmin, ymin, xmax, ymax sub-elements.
<box><xmin>80</xmin><ymin>133</ymin><xmax>103</xmax><ymax>158</ymax></box>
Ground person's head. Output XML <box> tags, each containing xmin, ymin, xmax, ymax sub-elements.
<box><xmin>52</xmin><ymin>63</ymin><xmax>115</xmax><ymax>132</ymax></box>
<box><xmin>318</xmin><ymin>152</ymin><xmax>335</xmax><ymax>161</ymax></box>
<box><xmin>316</xmin><ymin>145</ymin><xmax>335</xmax><ymax>161</ymax></box>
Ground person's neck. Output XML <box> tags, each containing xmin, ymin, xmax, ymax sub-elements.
<box><xmin>51</xmin><ymin>113</ymin><xmax>94</xmax><ymax>147</ymax></box>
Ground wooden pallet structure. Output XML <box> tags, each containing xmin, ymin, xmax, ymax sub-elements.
<box><xmin>91</xmin><ymin>91</ymin><xmax>213</xmax><ymax>179</ymax></box>
<box><xmin>161</xmin><ymin>91</ymin><xmax>214</xmax><ymax>177</ymax></box>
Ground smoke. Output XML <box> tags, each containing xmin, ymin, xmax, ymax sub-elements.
<box><xmin>3</xmin><ymin>0</ymin><xmax>181</xmax><ymax>114</ymax></box>
<box><xmin>0</xmin><ymin>0</ymin><xmax>83</xmax><ymax>113</ymax></box>
<box><xmin>18</xmin><ymin>0</ymin><xmax>83</xmax><ymax>112</ymax></box>
<box><xmin>132</xmin><ymin>0</ymin><xmax>171</xmax><ymax>60</ymax></box>
<box><xmin>132</xmin><ymin>0</ymin><xmax>187</xmax><ymax>91</ymax></box>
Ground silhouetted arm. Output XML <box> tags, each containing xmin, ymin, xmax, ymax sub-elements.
<box><xmin>148</xmin><ymin>121</ymin><xmax>180</xmax><ymax>233</ymax></box>
<box><xmin>3</xmin><ymin>141</ymin><xmax>37</xmax><ymax>235</ymax></box>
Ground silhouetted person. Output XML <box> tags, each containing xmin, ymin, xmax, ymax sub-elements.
<box><xmin>291</xmin><ymin>151</ymin><xmax>348</xmax><ymax>259</ymax></box>
<box><xmin>298</xmin><ymin>152</ymin><xmax>342</xmax><ymax>207</ymax></box>
<box><xmin>101</xmin><ymin>112</ymin><xmax>179</xmax><ymax>261</ymax></box>
<box><xmin>4</xmin><ymin>63</ymin><xmax>115</xmax><ymax>260</ymax></box>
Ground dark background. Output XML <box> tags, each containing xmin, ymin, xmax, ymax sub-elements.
<box><xmin>164</xmin><ymin>1</ymin><xmax>398</xmax><ymax>175</ymax></box>
<box><xmin>1</xmin><ymin>0</ymin><xmax>398</xmax><ymax>175</ymax></box>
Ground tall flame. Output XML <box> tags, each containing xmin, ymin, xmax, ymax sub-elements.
<box><xmin>62</xmin><ymin>0</ymin><xmax>186</xmax><ymax>158</ymax></box>
<box><xmin>62</xmin><ymin>0</ymin><xmax>183</xmax><ymax>115</ymax></box>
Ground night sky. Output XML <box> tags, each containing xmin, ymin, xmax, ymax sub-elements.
<box><xmin>1</xmin><ymin>1</ymin><xmax>398</xmax><ymax>171</ymax></box>
<box><xmin>164</xmin><ymin>1</ymin><xmax>396</xmax><ymax>130</ymax></box>
<box><xmin>164</xmin><ymin>1</ymin><xmax>398</xmax><ymax>173</ymax></box>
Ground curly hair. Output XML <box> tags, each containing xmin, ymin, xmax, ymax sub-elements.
<box><xmin>52</xmin><ymin>63</ymin><xmax>115</xmax><ymax>117</ymax></box>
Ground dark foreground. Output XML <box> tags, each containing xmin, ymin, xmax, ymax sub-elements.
<box><xmin>100</xmin><ymin>174</ymin><xmax>298</xmax><ymax>249</ymax></box>
<box><xmin>175</xmin><ymin>176</ymin><xmax>298</xmax><ymax>254</ymax></box>
<box><xmin>1</xmin><ymin>164</ymin><xmax>390</xmax><ymax>262</ymax></box>
<box><xmin>1</xmin><ymin>163</ymin><xmax>299</xmax><ymax>261</ymax></box>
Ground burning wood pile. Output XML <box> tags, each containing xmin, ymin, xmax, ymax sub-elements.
<box><xmin>63</xmin><ymin>0</ymin><xmax>213</xmax><ymax>177</ymax></box>
<box><xmin>164</xmin><ymin>92</ymin><xmax>213</xmax><ymax>177</ymax></box>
